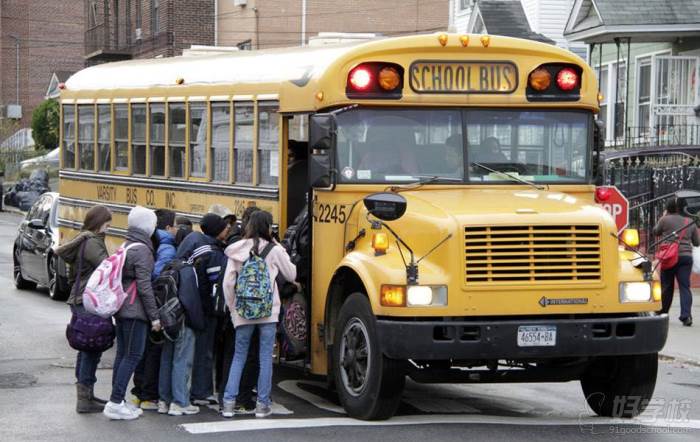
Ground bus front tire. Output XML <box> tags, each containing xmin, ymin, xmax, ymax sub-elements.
<box><xmin>580</xmin><ymin>353</ymin><xmax>658</xmax><ymax>418</ymax></box>
<box><xmin>332</xmin><ymin>293</ymin><xmax>405</xmax><ymax>420</ymax></box>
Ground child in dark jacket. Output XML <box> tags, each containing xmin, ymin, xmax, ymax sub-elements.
<box><xmin>176</xmin><ymin>213</ymin><xmax>229</xmax><ymax>405</ymax></box>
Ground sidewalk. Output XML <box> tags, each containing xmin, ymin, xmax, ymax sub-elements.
<box><xmin>660</xmin><ymin>288</ymin><xmax>700</xmax><ymax>365</ymax></box>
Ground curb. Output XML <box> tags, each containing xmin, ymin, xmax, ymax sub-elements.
<box><xmin>659</xmin><ymin>352</ymin><xmax>700</xmax><ymax>368</ymax></box>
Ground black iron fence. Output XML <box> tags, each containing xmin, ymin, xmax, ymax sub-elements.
<box><xmin>604</xmin><ymin>152</ymin><xmax>700</xmax><ymax>253</ymax></box>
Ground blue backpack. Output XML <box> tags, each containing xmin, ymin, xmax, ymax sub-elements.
<box><xmin>235</xmin><ymin>243</ymin><xmax>275</xmax><ymax>320</ymax></box>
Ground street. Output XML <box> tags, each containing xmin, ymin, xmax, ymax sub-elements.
<box><xmin>0</xmin><ymin>210</ymin><xmax>699</xmax><ymax>442</ymax></box>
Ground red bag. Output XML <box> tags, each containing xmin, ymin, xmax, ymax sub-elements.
<box><xmin>655</xmin><ymin>220</ymin><xmax>690</xmax><ymax>270</ymax></box>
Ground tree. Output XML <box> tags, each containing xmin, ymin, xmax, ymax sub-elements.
<box><xmin>31</xmin><ymin>99</ymin><xmax>59</xmax><ymax>151</ymax></box>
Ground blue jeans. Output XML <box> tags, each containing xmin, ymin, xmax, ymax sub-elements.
<box><xmin>71</xmin><ymin>305</ymin><xmax>103</xmax><ymax>387</ymax></box>
<box><xmin>159</xmin><ymin>326</ymin><xmax>196</xmax><ymax>407</ymax></box>
<box><xmin>661</xmin><ymin>255</ymin><xmax>694</xmax><ymax>320</ymax></box>
<box><xmin>110</xmin><ymin>318</ymin><xmax>148</xmax><ymax>404</ymax></box>
<box><xmin>191</xmin><ymin>317</ymin><xmax>216</xmax><ymax>400</ymax></box>
<box><xmin>223</xmin><ymin>323</ymin><xmax>276</xmax><ymax>407</ymax></box>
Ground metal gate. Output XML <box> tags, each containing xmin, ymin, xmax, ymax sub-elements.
<box><xmin>651</xmin><ymin>55</ymin><xmax>700</xmax><ymax>145</ymax></box>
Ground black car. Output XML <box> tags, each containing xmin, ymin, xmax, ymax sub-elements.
<box><xmin>13</xmin><ymin>192</ymin><xmax>70</xmax><ymax>300</ymax></box>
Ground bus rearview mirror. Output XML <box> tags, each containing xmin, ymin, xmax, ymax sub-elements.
<box><xmin>309</xmin><ymin>113</ymin><xmax>336</xmax><ymax>188</ymax></box>
<box><xmin>363</xmin><ymin>192</ymin><xmax>407</xmax><ymax>222</ymax></box>
<box><xmin>677</xmin><ymin>190</ymin><xmax>700</xmax><ymax>217</ymax></box>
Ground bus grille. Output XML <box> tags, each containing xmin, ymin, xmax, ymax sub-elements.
<box><xmin>464</xmin><ymin>225</ymin><xmax>601</xmax><ymax>283</ymax></box>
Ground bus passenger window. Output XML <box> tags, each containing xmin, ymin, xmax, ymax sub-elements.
<box><xmin>62</xmin><ymin>105</ymin><xmax>75</xmax><ymax>169</ymax></box>
<box><xmin>97</xmin><ymin>105</ymin><xmax>111</xmax><ymax>171</ymax></box>
<box><xmin>169</xmin><ymin>103</ymin><xmax>186</xmax><ymax>178</ymax></box>
<box><xmin>78</xmin><ymin>105</ymin><xmax>95</xmax><ymax>171</ymax></box>
<box><xmin>258</xmin><ymin>102</ymin><xmax>279</xmax><ymax>186</ymax></box>
<box><xmin>234</xmin><ymin>103</ymin><xmax>254</xmax><ymax>184</ymax></box>
<box><xmin>189</xmin><ymin>102</ymin><xmax>207</xmax><ymax>178</ymax></box>
<box><xmin>114</xmin><ymin>104</ymin><xmax>129</xmax><ymax>170</ymax></box>
<box><xmin>150</xmin><ymin>103</ymin><xmax>165</xmax><ymax>176</ymax></box>
<box><xmin>211</xmin><ymin>102</ymin><xmax>231</xmax><ymax>182</ymax></box>
<box><xmin>131</xmin><ymin>104</ymin><xmax>147</xmax><ymax>175</ymax></box>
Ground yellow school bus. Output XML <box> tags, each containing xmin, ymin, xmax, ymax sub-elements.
<box><xmin>59</xmin><ymin>33</ymin><xmax>667</xmax><ymax>420</ymax></box>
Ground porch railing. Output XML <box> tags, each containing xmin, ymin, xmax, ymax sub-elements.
<box><xmin>605</xmin><ymin>124</ymin><xmax>700</xmax><ymax>151</ymax></box>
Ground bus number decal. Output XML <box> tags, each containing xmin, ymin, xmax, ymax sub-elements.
<box><xmin>126</xmin><ymin>187</ymin><xmax>138</xmax><ymax>205</ymax></box>
<box><xmin>145</xmin><ymin>189</ymin><xmax>156</xmax><ymax>207</ymax></box>
<box><xmin>96</xmin><ymin>185</ymin><xmax>116</xmax><ymax>202</ymax></box>
<box><xmin>314</xmin><ymin>204</ymin><xmax>347</xmax><ymax>224</ymax></box>
<box><xmin>165</xmin><ymin>192</ymin><xmax>176</xmax><ymax>209</ymax></box>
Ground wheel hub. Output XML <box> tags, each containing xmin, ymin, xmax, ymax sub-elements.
<box><xmin>339</xmin><ymin>318</ymin><xmax>371</xmax><ymax>397</ymax></box>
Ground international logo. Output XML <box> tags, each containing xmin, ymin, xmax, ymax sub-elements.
<box><xmin>539</xmin><ymin>296</ymin><xmax>589</xmax><ymax>308</ymax></box>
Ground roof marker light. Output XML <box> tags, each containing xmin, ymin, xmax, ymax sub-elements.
<box><xmin>349</xmin><ymin>67</ymin><xmax>372</xmax><ymax>91</ymax></box>
<box><xmin>480</xmin><ymin>35</ymin><xmax>491</xmax><ymax>47</ymax></box>
<box><xmin>438</xmin><ymin>34</ymin><xmax>448</xmax><ymax>47</ymax></box>
<box><xmin>460</xmin><ymin>35</ymin><xmax>470</xmax><ymax>47</ymax></box>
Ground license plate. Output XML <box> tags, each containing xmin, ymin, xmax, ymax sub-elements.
<box><xmin>517</xmin><ymin>325</ymin><xmax>556</xmax><ymax>347</ymax></box>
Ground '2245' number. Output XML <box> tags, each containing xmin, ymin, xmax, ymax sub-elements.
<box><xmin>314</xmin><ymin>204</ymin><xmax>348</xmax><ymax>224</ymax></box>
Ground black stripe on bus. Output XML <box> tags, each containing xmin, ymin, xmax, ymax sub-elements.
<box><xmin>58</xmin><ymin>196</ymin><xmax>205</xmax><ymax>225</ymax></box>
<box><xmin>58</xmin><ymin>217</ymin><xmax>128</xmax><ymax>238</ymax></box>
<box><xmin>59</xmin><ymin>170</ymin><xmax>279</xmax><ymax>200</ymax></box>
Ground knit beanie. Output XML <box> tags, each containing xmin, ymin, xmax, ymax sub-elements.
<box><xmin>200</xmin><ymin>213</ymin><xmax>228</xmax><ymax>238</ymax></box>
<box><xmin>128</xmin><ymin>205</ymin><xmax>157</xmax><ymax>237</ymax></box>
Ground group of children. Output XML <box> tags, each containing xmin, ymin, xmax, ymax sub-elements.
<box><xmin>58</xmin><ymin>203</ymin><xmax>299</xmax><ymax>420</ymax></box>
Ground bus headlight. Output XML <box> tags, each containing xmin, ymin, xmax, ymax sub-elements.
<box><xmin>619</xmin><ymin>282</ymin><xmax>652</xmax><ymax>303</ymax></box>
<box><xmin>407</xmin><ymin>285</ymin><xmax>447</xmax><ymax>306</ymax></box>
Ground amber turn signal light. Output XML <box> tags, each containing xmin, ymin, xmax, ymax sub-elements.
<box><xmin>381</xmin><ymin>285</ymin><xmax>406</xmax><ymax>307</ymax></box>
<box><xmin>528</xmin><ymin>68</ymin><xmax>551</xmax><ymax>92</ymax></box>
<box><xmin>378</xmin><ymin>67</ymin><xmax>401</xmax><ymax>91</ymax></box>
<box><xmin>652</xmin><ymin>281</ymin><xmax>662</xmax><ymax>302</ymax></box>
<box><xmin>621</xmin><ymin>229</ymin><xmax>640</xmax><ymax>248</ymax></box>
<box><xmin>372</xmin><ymin>232</ymin><xmax>389</xmax><ymax>255</ymax></box>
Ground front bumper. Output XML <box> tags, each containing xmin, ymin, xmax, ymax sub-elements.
<box><xmin>376</xmin><ymin>314</ymin><xmax>668</xmax><ymax>360</ymax></box>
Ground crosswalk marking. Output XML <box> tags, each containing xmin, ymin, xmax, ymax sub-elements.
<box><xmin>181</xmin><ymin>414</ymin><xmax>700</xmax><ymax>434</ymax></box>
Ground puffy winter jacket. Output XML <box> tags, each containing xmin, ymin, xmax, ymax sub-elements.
<box><xmin>176</xmin><ymin>231</ymin><xmax>227</xmax><ymax>316</ymax></box>
<box><xmin>153</xmin><ymin>229</ymin><xmax>176</xmax><ymax>279</ymax></box>
<box><xmin>117</xmin><ymin>227</ymin><xmax>159</xmax><ymax>323</ymax></box>
<box><xmin>55</xmin><ymin>231</ymin><xmax>109</xmax><ymax>306</ymax></box>
<box><xmin>176</xmin><ymin>264</ymin><xmax>206</xmax><ymax>331</ymax></box>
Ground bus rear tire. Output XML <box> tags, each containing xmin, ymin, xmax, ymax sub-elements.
<box><xmin>333</xmin><ymin>293</ymin><xmax>405</xmax><ymax>420</ymax></box>
<box><xmin>580</xmin><ymin>353</ymin><xmax>658</xmax><ymax>418</ymax></box>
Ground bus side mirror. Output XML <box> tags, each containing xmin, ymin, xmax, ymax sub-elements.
<box><xmin>309</xmin><ymin>113</ymin><xmax>335</xmax><ymax>188</ymax></box>
<box><xmin>677</xmin><ymin>190</ymin><xmax>700</xmax><ymax>217</ymax></box>
<box><xmin>363</xmin><ymin>192</ymin><xmax>407</xmax><ymax>221</ymax></box>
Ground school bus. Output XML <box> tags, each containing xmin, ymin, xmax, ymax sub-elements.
<box><xmin>59</xmin><ymin>33</ymin><xmax>668</xmax><ymax>420</ymax></box>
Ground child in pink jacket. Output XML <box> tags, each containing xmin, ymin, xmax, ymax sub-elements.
<box><xmin>220</xmin><ymin>210</ymin><xmax>296</xmax><ymax>418</ymax></box>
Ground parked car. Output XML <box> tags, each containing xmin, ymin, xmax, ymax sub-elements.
<box><xmin>13</xmin><ymin>192</ymin><xmax>70</xmax><ymax>300</ymax></box>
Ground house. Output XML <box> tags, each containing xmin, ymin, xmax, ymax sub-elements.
<box><xmin>564</xmin><ymin>0</ymin><xmax>700</xmax><ymax>147</ymax></box>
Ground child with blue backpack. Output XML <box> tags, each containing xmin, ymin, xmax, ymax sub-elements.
<box><xmin>220</xmin><ymin>210</ymin><xmax>297</xmax><ymax>418</ymax></box>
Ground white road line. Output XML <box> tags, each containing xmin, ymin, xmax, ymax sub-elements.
<box><xmin>180</xmin><ymin>414</ymin><xmax>700</xmax><ymax>434</ymax></box>
<box><xmin>277</xmin><ymin>380</ymin><xmax>346</xmax><ymax>414</ymax></box>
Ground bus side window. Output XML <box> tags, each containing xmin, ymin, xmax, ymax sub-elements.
<box><xmin>131</xmin><ymin>103</ymin><xmax>147</xmax><ymax>175</ymax></box>
<box><xmin>62</xmin><ymin>104</ymin><xmax>76</xmax><ymax>169</ymax></box>
<box><xmin>78</xmin><ymin>105</ymin><xmax>95</xmax><ymax>171</ymax></box>
<box><xmin>234</xmin><ymin>102</ymin><xmax>254</xmax><ymax>184</ymax></box>
<box><xmin>168</xmin><ymin>103</ymin><xmax>186</xmax><ymax>178</ymax></box>
<box><xmin>211</xmin><ymin>102</ymin><xmax>231</xmax><ymax>182</ymax></box>
<box><xmin>97</xmin><ymin>104</ymin><xmax>111</xmax><ymax>172</ymax></box>
<box><xmin>114</xmin><ymin>104</ymin><xmax>129</xmax><ymax>170</ymax></box>
<box><xmin>258</xmin><ymin>102</ymin><xmax>279</xmax><ymax>186</ymax></box>
<box><xmin>150</xmin><ymin>103</ymin><xmax>165</xmax><ymax>176</ymax></box>
<box><xmin>189</xmin><ymin>102</ymin><xmax>207</xmax><ymax>178</ymax></box>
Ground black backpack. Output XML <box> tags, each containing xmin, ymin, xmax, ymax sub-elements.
<box><xmin>153</xmin><ymin>260</ymin><xmax>186</xmax><ymax>341</ymax></box>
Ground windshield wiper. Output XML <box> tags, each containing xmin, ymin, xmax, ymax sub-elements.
<box><xmin>471</xmin><ymin>162</ymin><xmax>545</xmax><ymax>191</ymax></box>
<box><xmin>388</xmin><ymin>175</ymin><xmax>462</xmax><ymax>192</ymax></box>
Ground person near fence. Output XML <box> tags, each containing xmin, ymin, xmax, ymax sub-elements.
<box><xmin>55</xmin><ymin>205</ymin><xmax>112</xmax><ymax>413</ymax></box>
<box><xmin>653</xmin><ymin>198</ymin><xmax>699</xmax><ymax>326</ymax></box>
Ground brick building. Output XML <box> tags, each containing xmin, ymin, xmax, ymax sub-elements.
<box><xmin>216</xmin><ymin>0</ymin><xmax>450</xmax><ymax>49</ymax></box>
<box><xmin>84</xmin><ymin>0</ymin><xmax>215</xmax><ymax>65</ymax></box>
<box><xmin>0</xmin><ymin>1</ymin><xmax>84</xmax><ymax>129</ymax></box>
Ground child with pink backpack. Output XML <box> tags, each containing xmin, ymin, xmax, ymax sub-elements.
<box><xmin>99</xmin><ymin>206</ymin><xmax>162</xmax><ymax>420</ymax></box>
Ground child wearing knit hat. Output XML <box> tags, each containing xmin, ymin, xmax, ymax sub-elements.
<box><xmin>128</xmin><ymin>205</ymin><xmax>157</xmax><ymax>237</ymax></box>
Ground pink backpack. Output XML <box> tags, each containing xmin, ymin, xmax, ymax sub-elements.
<box><xmin>83</xmin><ymin>243</ymin><xmax>145</xmax><ymax>318</ymax></box>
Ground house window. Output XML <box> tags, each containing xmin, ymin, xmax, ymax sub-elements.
<box><xmin>459</xmin><ymin>0</ymin><xmax>473</xmax><ymax>10</ymax></box>
<box><xmin>597</xmin><ymin>67</ymin><xmax>608</xmax><ymax>127</ymax></box>
<box><xmin>151</xmin><ymin>0</ymin><xmax>160</xmax><ymax>35</ymax></box>
<box><xmin>637</xmin><ymin>58</ymin><xmax>652</xmax><ymax>138</ymax></box>
<box><xmin>88</xmin><ymin>1</ymin><xmax>99</xmax><ymax>28</ymax></box>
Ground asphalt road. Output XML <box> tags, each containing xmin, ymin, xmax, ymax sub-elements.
<box><xmin>1</xmin><ymin>210</ymin><xmax>699</xmax><ymax>441</ymax></box>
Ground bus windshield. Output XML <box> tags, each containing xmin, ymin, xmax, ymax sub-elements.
<box><xmin>335</xmin><ymin>108</ymin><xmax>591</xmax><ymax>184</ymax></box>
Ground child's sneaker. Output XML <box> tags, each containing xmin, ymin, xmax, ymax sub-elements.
<box><xmin>157</xmin><ymin>400</ymin><xmax>169</xmax><ymax>414</ymax></box>
<box><xmin>168</xmin><ymin>403</ymin><xmax>200</xmax><ymax>416</ymax></box>
<box><xmin>234</xmin><ymin>402</ymin><xmax>256</xmax><ymax>415</ymax></box>
<box><xmin>103</xmin><ymin>401</ymin><xmax>140</xmax><ymax>420</ymax></box>
<box><xmin>221</xmin><ymin>401</ymin><xmax>235</xmax><ymax>418</ymax></box>
<box><xmin>255</xmin><ymin>402</ymin><xmax>272</xmax><ymax>418</ymax></box>
<box><xmin>140</xmin><ymin>400</ymin><xmax>158</xmax><ymax>411</ymax></box>
<box><xmin>125</xmin><ymin>401</ymin><xmax>144</xmax><ymax>416</ymax></box>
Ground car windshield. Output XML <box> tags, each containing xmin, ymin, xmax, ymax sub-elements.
<box><xmin>334</xmin><ymin>108</ymin><xmax>590</xmax><ymax>184</ymax></box>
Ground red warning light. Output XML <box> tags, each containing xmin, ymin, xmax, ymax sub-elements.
<box><xmin>556</xmin><ymin>68</ymin><xmax>579</xmax><ymax>91</ymax></box>
<box><xmin>349</xmin><ymin>67</ymin><xmax>372</xmax><ymax>91</ymax></box>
